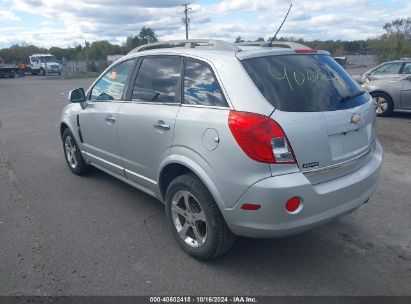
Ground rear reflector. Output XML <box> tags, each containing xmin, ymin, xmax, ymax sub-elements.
<box><xmin>241</xmin><ymin>203</ymin><xmax>261</xmax><ymax>211</ymax></box>
<box><xmin>285</xmin><ymin>197</ymin><xmax>302</xmax><ymax>213</ymax></box>
<box><xmin>228</xmin><ymin>111</ymin><xmax>296</xmax><ymax>164</ymax></box>
<box><xmin>295</xmin><ymin>49</ymin><xmax>317</xmax><ymax>54</ymax></box>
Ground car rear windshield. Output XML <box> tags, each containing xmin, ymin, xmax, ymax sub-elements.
<box><xmin>241</xmin><ymin>54</ymin><xmax>368</xmax><ymax>112</ymax></box>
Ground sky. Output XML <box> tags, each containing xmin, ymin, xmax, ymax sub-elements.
<box><xmin>0</xmin><ymin>0</ymin><xmax>410</xmax><ymax>49</ymax></box>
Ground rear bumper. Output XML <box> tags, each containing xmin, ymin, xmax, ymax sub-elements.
<box><xmin>222</xmin><ymin>140</ymin><xmax>383</xmax><ymax>238</ymax></box>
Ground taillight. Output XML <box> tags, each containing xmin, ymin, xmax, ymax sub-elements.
<box><xmin>228</xmin><ymin>111</ymin><xmax>296</xmax><ymax>164</ymax></box>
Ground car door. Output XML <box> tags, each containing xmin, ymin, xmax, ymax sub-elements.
<box><xmin>117</xmin><ymin>56</ymin><xmax>182</xmax><ymax>191</ymax></box>
<box><xmin>79</xmin><ymin>59</ymin><xmax>136</xmax><ymax>176</ymax></box>
<box><xmin>400</xmin><ymin>77</ymin><xmax>411</xmax><ymax>109</ymax></box>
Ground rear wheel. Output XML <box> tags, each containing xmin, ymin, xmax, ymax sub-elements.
<box><xmin>165</xmin><ymin>174</ymin><xmax>235</xmax><ymax>260</ymax></box>
<box><xmin>62</xmin><ymin>128</ymin><xmax>90</xmax><ymax>175</ymax></box>
<box><xmin>371</xmin><ymin>92</ymin><xmax>394</xmax><ymax>117</ymax></box>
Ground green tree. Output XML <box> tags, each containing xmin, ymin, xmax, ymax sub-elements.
<box><xmin>138</xmin><ymin>27</ymin><xmax>158</xmax><ymax>44</ymax></box>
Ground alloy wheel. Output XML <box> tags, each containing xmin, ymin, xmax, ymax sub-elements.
<box><xmin>171</xmin><ymin>190</ymin><xmax>207</xmax><ymax>248</ymax></box>
<box><xmin>64</xmin><ymin>135</ymin><xmax>78</xmax><ymax>169</ymax></box>
<box><xmin>373</xmin><ymin>96</ymin><xmax>388</xmax><ymax>114</ymax></box>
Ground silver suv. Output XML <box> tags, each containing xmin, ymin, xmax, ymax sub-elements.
<box><xmin>60</xmin><ymin>39</ymin><xmax>383</xmax><ymax>259</ymax></box>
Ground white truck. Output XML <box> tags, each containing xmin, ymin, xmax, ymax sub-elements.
<box><xmin>29</xmin><ymin>54</ymin><xmax>61</xmax><ymax>76</ymax></box>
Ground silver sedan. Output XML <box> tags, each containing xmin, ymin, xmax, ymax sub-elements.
<box><xmin>362</xmin><ymin>75</ymin><xmax>411</xmax><ymax>116</ymax></box>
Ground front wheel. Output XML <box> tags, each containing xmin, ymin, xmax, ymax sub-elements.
<box><xmin>371</xmin><ymin>92</ymin><xmax>394</xmax><ymax>117</ymax></box>
<box><xmin>62</xmin><ymin>128</ymin><xmax>90</xmax><ymax>175</ymax></box>
<box><xmin>165</xmin><ymin>174</ymin><xmax>235</xmax><ymax>260</ymax></box>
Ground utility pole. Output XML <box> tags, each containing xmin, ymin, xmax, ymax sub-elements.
<box><xmin>182</xmin><ymin>3</ymin><xmax>191</xmax><ymax>40</ymax></box>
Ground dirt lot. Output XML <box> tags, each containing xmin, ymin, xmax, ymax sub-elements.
<box><xmin>0</xmin><ymin>77</ymin><xmax>410</xmax><ymax>296</ymax></box>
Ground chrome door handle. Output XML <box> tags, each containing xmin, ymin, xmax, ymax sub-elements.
<box><xmin>153</xmin><ymin>120</ymin><xmax>170</xmax><ymax>130</ymax></box>
<box><xmin>105</xmin><ymin>115</ymin><xmax>116</xmax><ymax>123</ymax></box>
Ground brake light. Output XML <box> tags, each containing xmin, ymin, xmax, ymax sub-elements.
<box><xmin>228</xmin><ymin>111</ymin><xmax>296</xmax><ymax>164</ymax></box>
<box><xmin>295</xmin><ymin>49</ymin><xmax>317</xmax><ymax>54</ymax></box>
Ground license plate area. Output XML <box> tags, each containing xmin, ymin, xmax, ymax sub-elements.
<box><xmin>329</xmin><ymin>124</ymin><xmax>371</xmax><ymax>161</ymax></box>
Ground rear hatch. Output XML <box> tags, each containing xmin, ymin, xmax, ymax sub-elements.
<box><xmin>241</xmin><ymin>52</ymin><xmax>376</xmax><ymax>184</ymax></box>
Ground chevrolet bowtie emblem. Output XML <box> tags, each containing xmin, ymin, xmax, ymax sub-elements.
<box><xmin>350</xmin><ymin>113</ymin><xmax>361</xmax><ymax>124</ymax></box>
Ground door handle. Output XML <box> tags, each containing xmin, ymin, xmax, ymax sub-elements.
<box><xmin>153</xmin><ymin>120</ymin><xmax>170</xmax><ymax>130</ymax></box>
<box><xmin>105</xmin><ymin>115</ymin><xmax>116</xmax><ymax>123</ymax></box>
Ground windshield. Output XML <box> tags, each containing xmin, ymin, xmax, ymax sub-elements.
<box><xmin>241</xmin><ymin>54</ymin><xmax>368</xmax><ymax>112</ymax></box>
<box><xmin>38</xmin><ymin>56</ymin><xmax>56</xmax><ymax>63</ymax></box>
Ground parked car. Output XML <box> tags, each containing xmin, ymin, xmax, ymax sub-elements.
<box><xmin>333</xmin><ymin>56</ymin><xmax>347</xmax><ymax>68</ymax></box>
<box><xmin>60</xmin><ymin>39</ymin><xmax>382</xmax><ymax>259</ymax></box>
<box><xmin>362</xmin><ymin>75</ymin><xmax>411</xmax><ymax>116</ymax></box>
<box><xmin>359</xmin><ymin>58</ymin><xmax>411</xmax><ymax>83</ymax></box>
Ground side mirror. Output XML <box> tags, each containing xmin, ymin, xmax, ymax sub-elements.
<box><xmin>68</xmin><ymin>88</ymin><xmax>86</xmax><ymax>103</ymax></box>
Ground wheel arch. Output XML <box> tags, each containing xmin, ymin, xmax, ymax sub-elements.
<box><xmin>158</xmin><ymin>156</ymin><xmax>227</xmax><ymax>211</ymax></box>
<box><xmin>60</xmin><ymin>122</ymin><xmax>69</xmax><ymax>138</ymax></box>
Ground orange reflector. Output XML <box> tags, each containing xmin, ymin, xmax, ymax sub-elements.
<box><xmin>241</xmin><ymin>203</ymin><xmax>261</xmax><ymax>211</ymax></box>
<box><xmin>285</xmin><ymin>197</ymin><xmax>301</xmax><ymax>213</ymax></box>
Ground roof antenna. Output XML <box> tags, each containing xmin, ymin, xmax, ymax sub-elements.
<box><xmin>268</xmin><ymin>3</ymin><xmax>293</xmax><ymax>47</ymax></box>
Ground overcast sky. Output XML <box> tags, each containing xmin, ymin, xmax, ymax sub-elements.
<box><xmin>0</xmin><ymin>0</ymin><xmax>409</xmax><ymax>49</ymax></box>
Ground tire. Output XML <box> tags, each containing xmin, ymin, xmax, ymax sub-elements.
<box><xmin>165</xmin><ymin>173</ymin><xmax>235</xmax><ymax>260</ymax></box>
<box><xmin>62</xmin><ymin>128</ymin><xmax>90</xmax><ymax>175</ymax></box>
<box><xmin>40</xmin><ymin>68</ymin><xmax>45</xmax><ymax>76</ymax></box>
<box><xmin>371</xmin><ymin>92</ymin><xmax>394</xmax><ymax>117</ymax></box>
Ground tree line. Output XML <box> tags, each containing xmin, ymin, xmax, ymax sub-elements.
<box><xmin>0</xmin><ymin>27</ymin><xmax>158</xmax><ymax>63</ymax></box>
<box><xmin>1</xmin><ymin>18</ymin><xmax>410</xmax><ymax>64</ymax></box>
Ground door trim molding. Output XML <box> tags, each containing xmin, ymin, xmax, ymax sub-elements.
<box><xmin>84</xmin><ymin>151</ymin><xmax>157</xmax><ymax>185</ymax></box>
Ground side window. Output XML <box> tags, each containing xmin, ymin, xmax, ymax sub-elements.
<box><xmin>372</xmin><ymin>62</ymin><xmax>403</xmax><ymax>75</ymax></box>
<box><xmin>402</xmin><ymin>63</ymin><xmax>411</xmax><ymax>74</ymax></box>
<box><xmin>132</xmin><ymin>57</ymin><xmax>182</xmax><ymax>103</ymax></box>
<box><xmin>184</xmin><ymin>60</ymin><xmax>228</xmax><ymax>107</ymax></box>
<box><xmin>91</xmin><ymin>60</ymin><xmax>135</xmax><ymax>101</ymax></box>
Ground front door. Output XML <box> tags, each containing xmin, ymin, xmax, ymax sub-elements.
<box><xmin>79</xmin><ymin>59</ymin><xmax>136</xmax><ymax>176</ymax></box>
<box><xmin>400</xmin><ymin>78</ymin><xmax>411</xmax><ymax>109</ymax></box>
<box><xmin>117</xmin><ymin>56</ymin><xmax>182</xmax><ymax>190</ymax></box>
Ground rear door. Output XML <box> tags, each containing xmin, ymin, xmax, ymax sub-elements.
<box><xmin>79</xmin><ymin>59</ymin><xmax>136</xmax><ymax>176</ymax></box>
<box><xmin>400</xmin><ymin>77</ymin><xmax>411</xmax><ymax>109</ymax></box>
<box><xmin>242</xmin><ymin>54</ymin><xmax>376</xmax><ymax>184</ymax></box>
<box><xmin>117</xmin><ymin>56</ymin><xmax>182</xmax><ymax>190</ymax></box>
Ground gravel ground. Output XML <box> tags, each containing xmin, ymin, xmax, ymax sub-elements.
<box><xmin>0</xmin><ymin>77</ymin><xmax>410</xmax><ymax>296</ymax></box>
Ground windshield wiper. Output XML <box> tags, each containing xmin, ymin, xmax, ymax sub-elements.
<box><xmin>340</xmin><ymin>90</ymin><xmax>366</xmax><ymax>103</ymax></box>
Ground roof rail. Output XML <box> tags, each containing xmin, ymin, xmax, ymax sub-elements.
<box><xmin>128</xmin><ymin>39</ymin><xmax>240</xmax><ymax>54</ymax></box>
<box><xmin>235</xmin><ymin>41</ymin><xmax>311</xmax><ymax>49</ymax></box>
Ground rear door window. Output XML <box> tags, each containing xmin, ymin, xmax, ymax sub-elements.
<box><xmin>183</xmin><ymin>59</ymin><xmax>228</xmax><ymax>107</ymax></box>
<box><xmin>402</xmin><ymin>62</ymin><xmax>411</xmax><ymax>74</ymax></box>
<box><xmin>241</xmin><ymin>54</ymin><xmax>368</xmax><ymax>112</ymax></box>
<box><xmin>132</xmin><ymin>56</ymin><xmax>182</xmax><ymax>103</ymax></box>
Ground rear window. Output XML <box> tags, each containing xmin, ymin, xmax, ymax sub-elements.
<box><xmin>241</xmin><ymin>54</ymin><xmax>368</xmax><ymax>112</ymax></box>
